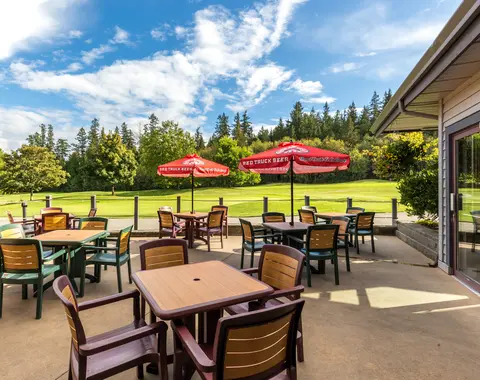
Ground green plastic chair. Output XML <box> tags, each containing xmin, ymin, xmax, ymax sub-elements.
<box><xmin>289</xmin><ymin>224</ymin><xmax>340</xmax><ymax>287</ymax></box>
<box><xmin>85</xmin><ymin>225</ymin><xmax>133</xmax><ymax>293</ymax></box>
<box><xmin>239</xmin><ymin>219</ymin><xmax>277</xmax><ymax>269</ymax></box>
<box><xmin>348</xmin><ymin>212</ymin><xmax>376</xmax><ymax>254</ymax></box>
<box><xmin>0</xmin><ymin>238</ymin><xmax>65</xmax><ymax>319</ymax></box>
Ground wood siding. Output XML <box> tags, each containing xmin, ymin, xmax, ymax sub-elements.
<box><xmin>443</xmin><ymin>71</ymin><xmax>480</xmax><ymax>127</ymax></box>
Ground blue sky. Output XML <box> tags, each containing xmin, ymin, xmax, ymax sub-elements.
<box><xmin>0</xmin><ymin>0</ymin><xmax>462</xmax><ymax>150</ymax></box>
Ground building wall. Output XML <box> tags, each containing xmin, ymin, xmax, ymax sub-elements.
<box><xmin>443</xmin><ymin>72</ymin><xmax>480</xmax><ymax>128</ymax></box>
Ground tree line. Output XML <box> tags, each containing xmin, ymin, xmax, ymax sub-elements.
<box><xmin>1</xmin><ymin>88</ymin><xmax>424</xmax><ymax>199</ymax></box>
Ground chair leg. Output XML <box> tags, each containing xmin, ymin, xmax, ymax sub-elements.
<box><xmin>306</xmin><ymin>260</ymin><xmax>312</xmax><ymax>287</ymax></box>
<box><xmin>79</xmin><ymin>259</ymin><xmax>86</xmax><ymax>298</ymax></box>
<box><xmin>345</xmin><ymin>244</ymin><xmax>351</xmax><ymax>272</ymax></box>
<box><xmin>137</xmin><ymin>365</ymin><xmax>144</xmax><ymax>379</ymax></box>
<box><xmin>97</xmin><ymin>264</ymin><xmax>102</xmax><ymax>282</ymax></box>
<box><xmin>371</xmin><ymin>234</ymin><xmax>375</xmax><ymax>253</ymax></box>
<box><xmin>297</xmin><ymin>316</ymin><xmax>304</xmax><ymax>363</ymax></box>
<box><xmin>116</xmin><ymin>265</ymin><xmax>123</xmax><ymax>293</ymax></box>
<box><xmin>333</xmin><ymin>255</ymin><xmax>339</xmax><ymax>285</ymax></box>
<box><xmin>240</xmin><ymin>247</ymin><xmax>245</xmax><ymax>269</ymax></box>
<box><xmin>250</xmin><ymin>250</ymin><xmax>255</xmax><ymax>268</ymax></box>
<box><xmin>207</xmin><ymin>234</ymin><xmax>211</xmax><ymax>252</ymax></box>
<box><xmin>220</xmin><ymin>232</ymin><xmax>224</xmax><ymax>249</ymax></box>
<box><xmin>0</xmin><ymin>282</ymin><xmax>3</xmax><ymax>319</ymax></box>
<box><xmin>362</xmin><ymin>236</ymin><xmax>365</xmax><ymax>244</ymax></box>
<box><xmin>36</xmin><ymin>280</ymin><xmax>44</xmax><ymax>319</ymax></box>
<box><xmin>127</xmin><ymin>257</ymin><xmax>133</xmax><ymax>284</ymax></box>
<box><xmin>22</xmin><ymin>284</ymin><xmax>28</xmax><ymax>300</ymax></box>
<box><xmin>355</xmin><ymin>234</ymin><xmax>360</xmax><ymax>254</ymax></box>
<box><xmin>225</xmin><ymin>220</ymin><xmax>228</xmax><ymax>239</ymax></box>
<box><xmin>158</xmin><ymin>324</ymin><xmax>168</xmax><ymax>380</ymax></box>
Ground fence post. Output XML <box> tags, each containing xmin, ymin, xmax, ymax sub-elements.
<box><xmin>347</xmin><ymin>197</ymin><xmax>352</xmax><ymax>209</ymax></box>
<box><xmin>392</xmin><ymin>198</ymin><xmax>398</xmax><ymax>225</ymax></box>
<box><xmin>22</xmin><ymin>201</ymin><xmax>28</xmax><ymax>221</ymax></box>
<box><xmin>133</xmin><ymin>196</ymin><xmax>139</xmax><ymax>231</ymax></box>
<box><xmin>177</xmin><ymin>196</ymin><xmax>181</xmax><ymax>213</ymax></box>
<box><xmin>46</xmin><ymin>195</ymin><xmax>52</xmax><ymax>208</ymax></box>
<box><xmin>219</xmin><ymin>197</ymin><xmax>224</xmax><ymax>206</ymax></box>
<box><xmin>263</xmin><ymin>197</ymin><xmax>268</xmax><ymax>213</ymax></box>
<box><xmin>304</xmin><ymin>195</ymin><xmax>310</xmax><ymax>206</ymax></box>
<box><xmin>90</xmin><ymin>195</ymin><xmax>97</xmax><ymax>210</ymax></box>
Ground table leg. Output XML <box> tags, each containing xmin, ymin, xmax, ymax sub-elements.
<box><xmin>188</xmin><ymin>220</ymin><xmax>194</xmax><ymax>249</ymax></box>
<box><xmin>205</xmin><ymin>309</ymin><xmax>222</xmax><ymax>345</ymax></box>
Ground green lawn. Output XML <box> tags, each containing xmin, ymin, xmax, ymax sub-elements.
<box><xmin>0</xmin><ymin>180</ymin><xmax>403</xmax><ymax>218</ymax></box>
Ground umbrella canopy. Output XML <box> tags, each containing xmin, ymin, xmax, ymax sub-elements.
<box><xmin>157</xmin><ymin>153</ymin><xmax>229</xmax><ymax>213</ymax></box>
<box><xmin>239</xmin><ymin>141</ymin><xmax>350</xmax><ymax>224</ymax></box>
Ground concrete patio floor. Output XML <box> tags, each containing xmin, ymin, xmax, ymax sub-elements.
<box><xmin>1</xmin><ymin>236</ymin><xmax>479</xmax><ymax>380</ymax></box>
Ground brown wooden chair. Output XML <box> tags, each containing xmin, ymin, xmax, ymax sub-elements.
<box><xmin>41</xmin><ymin>212</ymin><xmax>70</xmax><ymax>233</ymax></box>
<box><xmin>198</xmin><ymin>210</ymin><xmax>224</xmax><ymax>251</ymax></box>
<box><xmin>348</xmin><ymin>212</ymin><xmax>376</xmax><ymax>254</ymax></box>
<box><xmin>330</xmin><ymin>216</ymin><xmax>351</xmax><ymax>272</ymax></box>
<box><xmin>87</xmin><ymin>208</ymin><xmax>97</xmax><ymax>217</ymax></box>
<box><xmin>298</xmin><ymin>209</ymin><xmax>316</xmax><ymax>225</ymax></box>
<box><xmin>158</xmin><ymin>210</ymin><xmax>184</xmax><ymax>238</ymax></box>
<box><xmin>346</xmin><ymin>207</ymin><xmax>365</xmax><ymax>215</ymax></box>
<box><xmin>40</xmin><ymin>207</ymin><xmax>63</xmax><ymax>214</ymax></box>
<box><xmin>53</xmin><ymin>275</ymin><xmax>168</xmax><ymax>380</ymax></box>
<box><xmin>211</xmin><ymin>205</ymin><xmax>229</xmax><ymax>238</ymax></box>
<box><xmin>139</xmin><ymin>239</ymin><xmax>188</xmax><ymax>320</ymax></box>
<box><xmin>6</xmin><ymin>210</ymin><xmax>37</xmax><ymax>236</ymax></box>
<box><xmin>172</xmin><ymin>299</ymin><xmax>305</xmax><ymax>380</ymax></box>
<box><xmin>224</xmin><ymin>244</ymin><xmax>306</xmax><ymax>362</ymax></box>
<box><xmin>262</xmin><ymin>212</ymin><xmax>285</xmax><ymax>243</ymax></box>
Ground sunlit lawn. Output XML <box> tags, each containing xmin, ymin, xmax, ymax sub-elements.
<box><xmin>0</xmin><ymin>180</ymin><xmax>404</xmax><ymax>217</ymax></box>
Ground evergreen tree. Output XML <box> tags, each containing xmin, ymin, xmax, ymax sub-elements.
<box><xmin>120</xmin><ymin>122</ymin><xmax>136</xmax><ymax>151</ymax></box>
<box><xmin>46</xmin><ymin>124</ymin><xmax>55</xmax><ymax>151</ymax></box>
<box><xmin>240</xmin><ymin>110</ymin><xmax>253</xmax><ymax>143</ymax></box>
<box><xmin>214</xmin><ymin>113</ymin><xmax>230</xmax><ymax>140</ymax></box>
<box><xmin>289</xmin><ymin>101</ymin><xmax>304</xmax><ymax>139</ymax></box>
<box><xmin>40</xmin><ymin>124</ymin><xmax>47</xmax><ymax>147</ymax></box>
<box><xmin>145</xmin><ymin>113</ymin><xmax>160</xmax><ymax>133</ymax></box>
<box><xmin>358</xmin><ymin>106</ymin><xmax>372</xmax><ymax>138</ymax></box>
<box><xmin>320</xmin><ymin>102</ymin><xmax>333</xmax><ymax>139</ymax></box>
<box><xmin>347</xmin><ymin>102</ymin><xmax>357</xmax><ymax>125</ymax></box>
<box><xmin>383</xmin><ymin>88</ymin><xmax>393</xmax><ymax>109</ymax></box>
<box><xmin>88</xmin><ymin>118</ymin><xmax>100</xmax><ymax>149</ymax></box>
<box><xmin>272</xmin><ymin>118</ymin><xmax>288</xmax><ymax>141</ymax></box>
<box><xmin>26</xmin><ymin>132</ymin><xmax>42</xmax><ymax>146</ymax></box>
<box><xmin>257</xmin><ymin>126</ymin><xmax>271</xmax><ymax>142</ymax></box>
<box><xmin>369</xmin><ymin>91</ymin><xmax>381</xmax><ymax>122</ymax></box>
<box><xmin>55</xmin><ymin>139</ymin><xmax>70</xmax><ymax>164</ymax></box>
<box><xmin>232</xmin><ymin>112</ymin><xmax>247</xmax><ymax>146</ymax></box>
<box><xmin>73</xmin><ymin>127</ymin><xmax>88</xmax><ymax>156</ymax></box>
<box><xmin>194</xmin><ymin>127</ymin><xmax>205</xmax><ymax>150</ymax></box>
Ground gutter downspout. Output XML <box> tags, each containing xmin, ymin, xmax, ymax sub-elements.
<box><xmin>398</xmin><ymin>99</ymin><xmax>438</xmax><ymax>120</ymax></box>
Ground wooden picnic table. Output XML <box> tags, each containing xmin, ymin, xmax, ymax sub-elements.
<box><xmin>175</xmin><ymin>212</ymin><xmax>208</xmax><ymax>248</ymax></box>
<box><xmin>34</xmin><ymin>229</ymin><xmax>108</xmax><ymax>297</ymax></box>
<box><xmin>132</xmin><ymin>260</ymin><xmax>273</xmax><ymax>378</ymax></box>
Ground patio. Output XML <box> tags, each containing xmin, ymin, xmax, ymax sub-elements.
<box><xmin>1</xmin><ymin>235</ymin><xmax>479</xmax><ymax>380</ymax></box>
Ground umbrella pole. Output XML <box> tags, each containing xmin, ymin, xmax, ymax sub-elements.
<box><xmin>191</xmin><ymin>173</ymin><xmax>194</xmax><ymax>214</ymax></box>
<box><xmin>290</xmin><ymin>158</ymin><xmax>294</xmax><ymax>226</ymax></box>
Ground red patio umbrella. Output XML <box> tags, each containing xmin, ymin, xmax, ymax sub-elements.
<box><xmin>239</xmin><ymin>141</ymin><xmax>350</xmax><ymax>224</ymax></box>
<box><xmin>157</xmin><ymin>153</ymin><xmax>229</xmax><ymax>213</ymax></box>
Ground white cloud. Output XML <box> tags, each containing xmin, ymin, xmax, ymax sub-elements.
<box><xmin>111</xmin><ymin>26</ymin><xmax>130</xmax><ymax>44</ymax></box>
<box><xmin>301</xmin><ymin>96</ymin><xmax>336</xmax><ymax>104</ymax></box>
<box><xmin>8</xmin><ymin>0</ymin><xmax>307</xmax><ymax>137</ymax></box>
<box><xmin>85</xmin><ymin>38</ymin><xmax>93</xmax><ymax>44</ymax></box>
<box><xmin>175</xmin><ymin>26</ymin><xmax>188</xmax><ymax>39</ymax></box>
<box><xmin>0</xmin><ymin>0</ymin><xmax>84</xmax><ymax>60</ymax></box>
<box><xmin>329</xmin><ymin>62</ymin><xmax>362</xmax><ymax>74</ymax></box>
<box><xmin>355</xmin><ymin>52</ymin><xmax>377</xmax><ymax>57</ymax></box>
<box><xmin>288</xmin><ymin>79</ymin><xmax>323</xmax><ymax>96</ymax></box>
<box><xmin>66</xmin><ymin>62</ymin><xmax>83</xmax><ymax>72</ymax></box>
<box><xmin>69</xmin><ymin>30</ymin><xmax>83</xmax><ymax>39</ymax></box>
<box><xmin>81</xmin><ymin>44</ymin><xmax>116</xmax><ymax>65</ymax></box>
<box><xmin>151</xmin><ymin>24</ymin><xmax>170</xmax><ymax>41</ymax></box>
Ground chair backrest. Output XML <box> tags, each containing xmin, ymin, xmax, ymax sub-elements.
<box><xmin>258</xmin><ymin>244</ymin><xmax>305</xmax><ymax>291</ymax></box>
<box><xmin>301</xmin><ymin>205</ymin><xmax>318</xmax><ymax>213</ymax></box>
<box><xmin>53</xmin><ymin>276</ymin><xmax>86</xmax><ymax>353</ymax></box>
<box><xmin>213</xmin><ymin>300</ymin><xmax>305</xmax><ymax>380</ymax></box>
<box><xmin>356</xmin><ymin>212</ymin><xmax>375</xmax><ymax>230</ymax></box>
<box><xmin>41</xmin><ymin>207</ymin><xmax>63</xmax><ymax>214</ymax></box>
<box><xmin>0</xmin><ymin>223</ymin><xmax>26</xmax><ymax>239</ymax></box>
<box><xmin>306</xmin><ymin>224</ymin><xmax>339</xmax><ymax>252</ymax></box>
<box><xmin>346</xmin><ymin>207</ymin><xmax>365</xmax><ymax>215</ymax></box>
<box><xmin>298</xmin><ymin>209</ymin><xmax>315</xmax><ymax>225</ymax></box>
<box><xmin>262</xmin><ymin>212</ymin><xmax>286</xmax><ymax>223</ymax></box>
<box><xmin>87</xmin><ymin>208</ymin><xmax>97</xmax><ymax>217</ymax></box>
<box><xmin>0</xmin><ymin>238</ymin><xmax>43</xmax><ymax>274</ymax></box>
<box><xmin>330</xmin><ymin>216</ymin><xmax>350</xmax><ymax>242</ymax></box>
<box><xmin>42</xmin><ymin>213</ymin><xmax>69</xmax><ymax>232</ymax></box>
<box><xmin>471</xmin><ymin>211</ymin><xmax>480</xmax><ymax>229</ymax></box>
<box><xmin>116</xmin><ymin>225</ymin><xmax>133</xmax><ymax>256</ymax></box>
<box><xmin>159</xmin><ymin>206</ymin><xmax>173</xmax><ymax>213</ymax></box>
<box><xmin>239</xmin><ymin>218</ymin><xmax>253</xmax><ymax>243</ymax></box>
<box><xmin>212</xmin><ymin>205</ymin><xmax>228</xmax><ymax>219</ymax></box>
<box><xmin>139</xmin><ymin>239</ymin><xmax>188</xmax><ymax>271</ymax></box>
<box><xmin>78</xmin><ymin>217</ymin><xmax>108</xmax><ymax>231</ymax></box>
<box><xmin>158</xmin><ymin>210</ymin><xmax>174</xmax><ymax>229</ymax></box>
<box><xmin>6</xmin><ymin>211</ymin><xmax>15</xmax><ymax>224</ymax></box>
<box><xmin>208</xmin><ymin>210</ymin><xmax>224</xmax><ymax>229</ymax></box>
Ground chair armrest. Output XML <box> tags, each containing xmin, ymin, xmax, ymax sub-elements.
<box><xmin>264</xmin><ymin>285</ymin><xmax>304</xmax><ymax>301</ymax></box>
<box><xmin>79</xmin><ymin>321</ymin><xmax>167</xmax><ymax>356</ymax></box>
<box><xmin>171</xmin><ymin>321</ymin><xmax>216</xmax><ymax>373</ymax></box>
<box><xmin>83</xmin><ymin>246</ymin><xmax>119</xmax><ymax>251</ymax></box>
<box><xmin>43</xmin><ymin>248</ymin><xmax>67</xmax><ymax>262</ymax></box>
<box><xmin>287</xmin><ymin>236</ymin><xmax>305</xmax><ymax>245</ymax></box>
<box><xmin>241</xmin><ymin>267</ymin><xmax>258</xmax><ymax>275</ymax></box>
<box><xmin>78</xmin><ymin>290</ymin><xmax>139</xmax><ymax>311</ymax></box>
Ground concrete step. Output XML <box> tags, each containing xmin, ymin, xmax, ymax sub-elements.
<box><xmin>396</xmin><ymin>230</ymin><xmax>437</xmax><ymax>261</ymax></box>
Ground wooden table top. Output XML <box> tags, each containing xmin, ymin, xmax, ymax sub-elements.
<box><xmin>315</xmin><ymin>212</ymin><xmax>356</xmax><ymax>219</ymax></box>
<box><xmin>174</xmin><ymin>212</ymin><xmax>208</xmax><ymax>220</ymax></box>
<box><xmin>133</xmin><ymin>260</ymin><xmax>273</xmax><ymax>319</ymax></box>
<box><xmin>262</xmin><ymin>221</ymin><xmax>311</xmax><ymax>232</ymax></box>
<box><xmin>33</xmin><ymin>229</ymin><xmax>107</xmax><ymax>246</ymax></box>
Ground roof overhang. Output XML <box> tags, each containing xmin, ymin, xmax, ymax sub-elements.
<box><xmin>372</xmin><ymin>0</ymin><xmax>480</xmax><ymax>135</ymax></box>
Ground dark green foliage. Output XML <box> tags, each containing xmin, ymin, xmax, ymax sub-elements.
<box><xmin>194</xmin><ymin>127</ymin><xmax>205</xmax><ymax>150</ymax></box>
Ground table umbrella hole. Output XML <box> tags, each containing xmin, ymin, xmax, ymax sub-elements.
<box><xmin>193</xmin><ymin>278</ymin><xmax>201</xmax><ymax>281</ymax></box>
